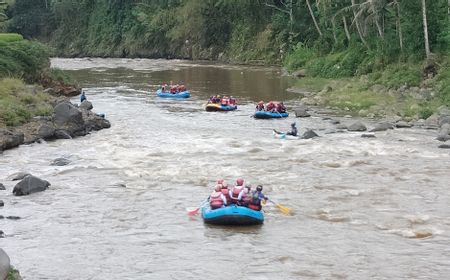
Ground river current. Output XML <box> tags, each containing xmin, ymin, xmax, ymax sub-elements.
<box><xmin>1</xmin><ymin>58</ymin><xmax>449</xmax><ymax>279</ymax></box>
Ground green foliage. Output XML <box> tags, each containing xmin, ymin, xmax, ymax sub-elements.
<box><xmin>0</xmin><ymin>78</ymin><xmax>53</xmax><ymax>127</ymax></box>
<box><xmin>368</xmin><ymin>63</ymin><xmax>422</xmax><ymax>89</ymax></box>
<box><xmin>47</xmin><ymin>68</ymin><xmax>72</xmax><ymax>84</ymax></box>
<box><xmin>0</xmin><ymin>32</ymin><xmax>22</xmax><ymax>42</ymax></box>
<box><xmin>0</xmin><ymin>39</ymin><xmax>49</xmax><ymax>82</ymax></box>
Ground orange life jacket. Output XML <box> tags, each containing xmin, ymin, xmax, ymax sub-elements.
<box><xmin>229</xmin><ymin>185</ymin><xmax>244</xmax><ymax>203</ymax></box>
<box><xmin>210</xmin><ymin>191</ymin><xmax>224</xmax><ymax>209</ymax></box>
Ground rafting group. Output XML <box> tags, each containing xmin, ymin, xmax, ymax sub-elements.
<box><xmin>209</xmin><ymin>179</ymin><xmax>268</xmax><ymax>211</ymax></box>
<box><xmin>157</xmin><ymin>82</ymin><xmax>190</xmax><ymax>98</ymax></box>
<box><xmin>205</xmin><ymin>95</ymin><xmax>238</xmax><ymax>111</ymax></box>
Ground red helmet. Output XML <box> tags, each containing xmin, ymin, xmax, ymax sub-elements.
<box><xmin>214</xmin><ymin>185</ymin><xmax>221</xmax><ymax>192</ymax></box>
<box><xmin>236</xmin><ymin>178</ymin><xmax>244</xmax><ymax>186</ymax></box>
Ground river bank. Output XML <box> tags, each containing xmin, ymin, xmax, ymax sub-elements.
<box><xmin>0</xmin><ymin>78</ymin><xmax>111</xmax><ymax>152</ymax></box>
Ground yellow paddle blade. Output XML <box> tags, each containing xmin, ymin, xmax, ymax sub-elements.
<box><xmin>276</xmin><ymin>203</ymin><xmax>292</xmax><ymax>215</ymax></box>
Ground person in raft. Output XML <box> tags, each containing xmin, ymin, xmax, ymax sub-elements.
<box><xmin>217</xmin><ymin>179</ymin><xmax>231</xmax><ymax>203</ymax></box>
<box><xmin>241</xmin><ymin>185</ymin><xmax>252</xmax><ymax>207</ymax></box>
<box><xmin>209</xmin><ymin>184</ymin><xmax>227</xmax><ymax>209</ymax></box>
<box><xmin>229</xmin><ymin>178</ymin><xmax>245</xmax><ymax>204</ymax></box>
<box><xmin>256</xmin><ymin>101</ymin><xmax>265</xmax><ymax>111</ymax></box>
<box><xmin>276</xmin><ymin>102</ymin><xmax>287</xmax><ymax>113</ymax></box>
<box><xmin>248</xmin><ymin>185</ymin><xmax>268</xmax><ymax>211</ymax></box>
<box><xmin>266</xmin><ymin>101</ymin><xmax>276</xmax><ymax>112</ymax></box>
<box><xmin>287</xmin><ymin>122</ymin><xmax>298</xmax><ymax>137</ymax></box>
<box><xmin>80</xmin><ymin>91</ymin><xmax>87</xmax><ymax>103</ymax></box>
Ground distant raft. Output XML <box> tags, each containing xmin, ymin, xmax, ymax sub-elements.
<box><xmin>156</xmin><ymin>89</ymin><xmax>190</xmax><ymax>98</ymax></box>
<box><xmin>201</xmin><ymin>205</ymin><xmax>264</xmax><ymax>225</ymax></box>
<box><xmin>205</xmin><ymin>103</ymin><xmax>238</xmax><ymax>112</ymax></box>
<box><xmin>254</xmin><ymin>111</ymin><xmax>289</xmax><ymax>119</ymax></box>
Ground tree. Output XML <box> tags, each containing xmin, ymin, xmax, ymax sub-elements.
<box><xmin>421</xmin><ymin>0</ymin><xmax>431</xmax><ymax>58</ymax></box>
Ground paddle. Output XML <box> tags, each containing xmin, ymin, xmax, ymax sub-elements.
<box><xmin>187</xmin><ymin>199</ymin><xmax>208</xmax><ymax>216</ymax></box>
<box><xmin>269</xmin><ymin>199</ymin><xmax>292</xmax><ymax>215</ymax></box>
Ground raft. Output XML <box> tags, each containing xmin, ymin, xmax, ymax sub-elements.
<box><xmin>254</xmin><ymin>111</ymin><xmax>289</xmax><ymax>119</ymax></box>
<box><xmin>156</xmin><ymin>89</ymin><xmax>190</xmax><ymax>98</ymax></box>
<box><xmin>273</xmin><ymin>130</ymin><xmax>299</xmax><ymax>140</ymax></box>
<box><xmin>201</xmin><ymin>205</ymin><xmax>264</xmax><ymax>225</ymax></box>
<box><xmin>205</xmin><ymin>103</ymin><xmax>238</xmax><ymax>112</ymax></box>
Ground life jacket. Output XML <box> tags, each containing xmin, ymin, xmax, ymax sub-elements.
<box><xmin>266</xmin><ymin>103</ymin><xmax>275</xmax><ymax>111</ymax></box>
<box><xmin>221</xmin><ymin>188</ymin><xmax>231</xmax><ymax>203</ymax></box>
<box><xmin>248</xmin><ymin>191</ymin><xmax>263</xmax><ymax>210</ymax></box>
<box><xmin>210</xmin><ymin>191</ymin><xmax>224</xmax><ymax>209</ymax></box>
<box><xmin>221</xmin><ymin>97</ymin><xmax>229</xmax><ymax>105</ymax></box>
<box><xmin>229</xmin><ymin>185</ymin><xmax>244</xmax><ymax>203</ymax></box>
<box><xmin>256</xmin><ymin>104</ymin><xmax>264</xmax><ymax>111</ymax></box>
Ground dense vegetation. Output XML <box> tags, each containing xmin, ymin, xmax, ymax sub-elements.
<box><xmin>3</xmin><ymin>0</ymin><xmax>450</xmax><ymax>111</ymax></box>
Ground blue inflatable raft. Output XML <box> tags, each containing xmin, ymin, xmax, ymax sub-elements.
<box><xmin>156</xmin><ymin>89</ymin><xmax>190</xmax><ymax>98</ymax></box>
<box><xmin>205</xmin><ymin>103</ymin><xmax>238</xmax><ymax>112</ymax></box>
<box><xmin>201</xmin><ymin>205</ymin><xmax>264</xmax><ymax>225</ymax></box>
<box><xmin>254</xmin><ymin>111</ymin><xmax>289</xmax><ymax>119</ymax></box>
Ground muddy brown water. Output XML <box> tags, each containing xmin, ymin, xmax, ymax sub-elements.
<box><xmin>0</xmin><ymin>58</ymin><xmax>449</xmax><ymax>279</ymax></box>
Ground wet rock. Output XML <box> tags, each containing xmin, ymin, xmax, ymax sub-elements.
<box><xmin>54</xmin><ymin>130</ymin><xmax>72</xmax><ymax>139</ymax></box>
<box><xmin>438</xmin><ymin>116</ymin><xmax>450</xmax><ymax>127</ymax></box>
<box><xmin>369</xmin><ymin>122</ymin><xmax>394</xmax><ymax>132</ymax></box>
<box><xmin>0</xmin><ymin>129</ymin><xmax>24</xmax><ymax>151</ymax></box>
<box><xmin>79</xmin><ymin>100</ymin><xmax>93</xmax><ymax>111</ymax></box>
<box><xmin>348</xmin><ymin>121</ymin><xmax>367</xmax><ymax>132</ymax></box>
<box><xmin>54</xmin><ymin>101</ymin><xmax>85</xmax><ymax>135</ymax></box>
<box><xmin>0</xmin><ymin>183</ymin><xmax>5</xmax><ymax>190</ymax></box>
<box><xmin>361</xmin><ymin>134</ymin><xmax>376</xmax><ymax>138</ymax></box>
<box><xmin>12</xmin><ymin>175</ymin><xmax>50</xmax><ymax>196</ymax></box>
<box><xmin>438</xmin><ymin>144</ymin><xmax>450</xmax><ymax>149</ymax></box>
<box><xmin>294</xmin><ymin>105</ymin><xmax>311</xmax><ymax>118</ymax></box>
<box><xmin>51</xmin><ymin>157</ymin><xmax>71</xmax><ymax>166</ymax></box>
<box><xmin>425</xmin><ymin>114</ymin><xmax>439</xmax><ymax>128</ymax></box>
<box><xmin>336</xmin><ymin>124</ymin><xmax>347</xmax><ymax>130</ymax></box>
<box><xmin>0</xmin><ymin>249</ymin><xmax>10</xmax><ymax>280</ymax></box>
<box><xmin>436</xmin><ymin>124</ymin><xmax>450</xmax><ymax>142</ymax></box>
<box><xmin>0</xmin><ymin>200</ymin><xmax>3</xmax><ymax>207</ymax></box>
<box><xmin>301</xmin><ymin>129</ymin><xmax>319</xmax><ymax>139</ymax></box>
<box><xmin>395</xmin><ymin>121</ymin><xmax>413</xmax><ymax>128</ymax></box>
<box><xmin>0</xmin><ymin>215</ymin><xmax>3</xmax><ymax>219</ymax></box>
<box><xmin>0</xmin><ymin>230</ymin><xmax>4</xmax><ymax>238</ymax></box>
<box><xmin>38</xmin><ymin>124</ymin><xmax>56</xmax><ymax>139</ymax></box>
<box><xmin>6</xmin><ymin>216</ymin><xmax>21</xmax><ymax>220</ymax></box>
<box><xmin>82</xmin><ymin>110</ymin><xmax>111</xmax><ymax>131</ymax></box>
<box><xmin>9</xmin><ymin>172</ymin><xmax>31</xmax><ymax>181</ymax></box>
<box><xmin>330</xmin><ymin>119</ymin><xmax>340</xmax><ymax>125</ymax></box>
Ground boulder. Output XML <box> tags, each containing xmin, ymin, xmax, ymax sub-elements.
<box><xmin>425</xmin><ymin>113</ymin><xmax>439</xmax><ymax>127</ymax></box>
<box><xmin>0</xmin><ymin>200</ymin><xmax>3</xmax><ymax>207</ymax></box>
<box><xmin>336</xmin><ymin>124</ymin><xmax>347</xmax><ymax>130</ymax></box>
<box><xmin>438</xmin><ymin>116</ymin><xmax>450</xmax><ymax>127</ymax></box>
<box><xmin>12</xmin><ymin>175</ymin><xmax>50</xmax><ymax>196</ymax></box>
<box><xmin>301</xmin><ymin>129</ymin><xmax>319</xmax><ymax>139</ymax></box>
<box><xmin>83</xmin><ymin>111</ymin><xmax>111</xmax><ymax>131</ymax></box>
<box><xmin>50</xmin><ymin>157</ymin><xmax>71</xmax><ymax>166</ymax></box>
<box><xmin>436</xmin><ymin>123</ymin><xmax>450</xmax><ymax>142</ymax></box>
<box><xmin>330</xmin><ymin>119</ymin><xmax>340</xmax><ymax>125</ymax></box>
<box><xmin>38</xmin><ymin>124</ymin><xmax>56</xmax><ymax>139</ymax></box>
<box><xmin>438</xmin><ymin>144</ymin><xmax>450</xmax><ymax>149</ymax></box>
<box><xmin>361</xmin><ymin>134</ymin><xmax>376</xmax><ymax>138</ymax></box>
<box><xmin>0</xmin><ymin>249</ymin><xmax>10</xmax><ymax>280</ymax></box>
<box><xmin>294</xmin><ymin>106</ymin><xmax>311</xmax><ymax>118</ymax></box>
<box><xmin>54</xmin><ymin>101</ymin><xmax>85</xmax><ymax>135</ymax></box>
<box><xmin>0</xmin><ymin>129</ymin><xmax>24</xmax><ymax>151</ymax></box>
<box><xmin>369</xmin><ymin>122</ymin><xmax>394</xmax><ymax>132</ymax></box>
<box><xmin>348</xmin><ymin>121</ymin><xmax>367</xmax><ymax>132</ymax></box>
<box><xmin>395</xmin><ymin>121</ymin><xmax>413</xmax><ymax>128</ymax></box>
<box><xmin>79</xmin><ymin>100</ymin><xmax>93</xmax><ymax>111</ymax></box>
<box><xmin>0</xmin><ymin>183</ymin><xmax>5</xmax><ymax>190</ymax></box>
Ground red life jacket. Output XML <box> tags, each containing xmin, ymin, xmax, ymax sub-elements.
<box><xmin>229</xmin><ymin>186</ymin><xmax>243</xmax><ymax>203</ymax></box>
<box><xmin>210</xmin><ymin>191</ymin><xmax>224</xmax><ymax>209</ymax></box>
<box><xmin>248</xmin><ymin>203</ymin><xmax>261</xmax><ymax>211</ymax></box>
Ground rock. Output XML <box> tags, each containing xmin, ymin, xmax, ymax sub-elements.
<box><xmin>436</xmin><ymin>124</ymin><xmax>450</xmax><ymax>141</ymax></box>
<box><xmin>330</xmin><ymin>119</ymin><xmax>340</xmax><ymax>125</ymax></box>
<box><xmin>438</xmin><ymin>116</ymin><xmax>450</xmax><ymax>127</ymax></box>
<box><xmin>369</xmin><ymin>122</ymin><xmax>394</xmax><ymax>132</ymax></box>
<box><xmin>83</xmin><ymin>111</ymin><xmax>111</xmax><ymax>131</ymax></box>
<box><xmin>0</xmin><ymin>249</ymin><xmax>10</xmax><ymax>280</ymax></box>
<box><xmin>437</xmin><ymin>106</ymin><xmax>450</xmax><ymax>117</ymax></box>
<box><xmin>9</xmin><ymin>172</ymin><xmax>31</xmax><ymax>181</ymax></box>
<box><xmin>51</xmin><ymin>157</ymin><xmax>71</xmax><ymax>166</ymax></box>
<box><xmin>425</xmin><ymin>113</ymin><xmax>439</xmax><ymax>127</ymax></box>
<box><xmin>0</xmin><ymin>230</ymin><xmax>4</xmax><ymax>238</ymax></box>
<box><xmin>0</xmin><ymin>200</ymin><xmax>3</xmax><ymax>207</ymax></box>
<box><xmin>438</xmin><ymin>144</ymin><xmax>450</xmax><ymax>149</ymax></box>
<box><xmin>348</xmin><ymin>121</ymin><xmax>367</xmax><ymax>132</ymax></box>
<box><xmin>79</xmin><ymin>100</ymin><xmax>93</xmax><ymax>111</ymax></box>
<box><xmin>54</xmin><ymin>129</ymin><xmax>72</xmax><ymax>139</ymax></box>
<box><xmin>361</xmin><ymin>133</ymin><xmax>376</xmax><ymax>138</ymax></box>
<box><xmin>301</xmin><ymin>129</ymin><xmax>319</xmax><ymax>139</ymax></box>
<box><xmin>54</xmin><ymin>101</ymin><xmax>85</xmax><ymax>135</ymax></box>
<box><xmin>292</xmin><ymin>69</ymin><xmax>306</xmax><ymax>78</ymax></box>
<box><xmin>294</xmin><ymin>105</ymin><xmax>311</xmax><ymax>118</ymax></box>
<box><xmin>12</xmin><ymin>175</ymin><xmax>50</xmax><ymax>196</ymax></box>
<box><xmin>0</xmin><ymin>183</ymin><xmax>5</xmax><ymax>190</ymax></box>
<box><xmin>6</xmin><ymin>216</ymin><xmax>21</xmax><ymax>220</ymax></box>
<box><xmin>395</xmin><ymin>121</ymin><xmax>413</xmax><ymax>128</ymax></box>
<box><xmin>436</xmin><ymin>135</ymin><xmax>450</xmax><ymax>142</ymax></box>
<box><xmin>0</xmin><ymin>129</ymin><xmax>24</xmax><ymax>151</ymax></box>
<box><xmin>38</xmin><ymin>124</ymin><xmax>56</xmax><ymax>139</ymax></box>
<box><xmin>336</xmin><ymin>124</ymin><xmax>347</xmax><ymax>130</ymax></box>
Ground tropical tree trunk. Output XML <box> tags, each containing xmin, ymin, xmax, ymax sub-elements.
<box><xmin>351</xmin><ymin>0</ymin><xmax>370</xmax><ymax>48</ymax></box>
<box><xmin>306</xmin><ymin>0</ymin><xmax>323</xmax><ymax>37</ymax></box>
<box><xmin>421</xmin><ymin>0</ymin><xmax>431</xmax><ymax>58</ymax></box>
<box><xmin>343</xmin><ymin>16</ymin><xmax>351</xmax><ymax>41</ymax></box>
<box><xmin>395</xmin><ymin>1</ymin><xmax>403</xmax><ymax>51</ymax></box>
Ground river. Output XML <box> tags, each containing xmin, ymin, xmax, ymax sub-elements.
<box><xmin>1</xmin><ymin>58</ymin><xmax>449</xmax><ymax>279</ymax></box>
